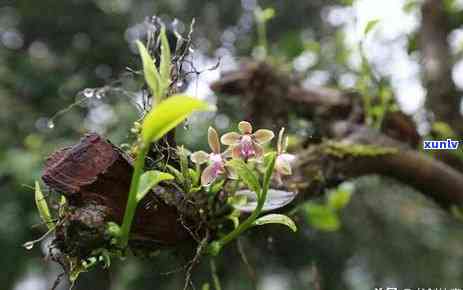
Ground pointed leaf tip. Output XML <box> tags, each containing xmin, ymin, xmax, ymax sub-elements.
<box><xmin>136</xmin><ymin>40</ymin><xmax>162</xmax><ymax>102</ymax></box>
<box><xmin>141</xmin><ymin>94</ymin><xmax>214</xmax><ymax>144</ymax></box>
<box><xmin>159</xmin><ymin>26</ymin><xmax>172</xmax><ymax>98</ymax></box>
<box><xmin>137</xmin><ymin>170</ymin><xmax>174</xmax><ymax>202</ymax></box>
<box><xmin>364</xmin><ymin>19</ymin><xmax>380</xmax><ymax>36</ymax></box>
<box><xmin>35</xmin><ymin>181</ymin><xmax>54</xmax><ymax>230</ymax></box>
<box><xmin>253</xmin><ymin>214</ymin><xmax>297</xmax><ymax>232</ymax></box>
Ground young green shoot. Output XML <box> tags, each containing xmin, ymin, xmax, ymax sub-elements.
<box><xmin>118</xmin><ymin>95</ymin><xmax>212</xmax><ymax>249</ymax></box>
<box><xmin>118</xmin><ymin>32</ymin><xmax>213</xmax><ymax>249</ymax></box>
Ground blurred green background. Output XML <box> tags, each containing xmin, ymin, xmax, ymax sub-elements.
<box><xmin>2</xmin><ymin>0</ymin><xmax>463</xmax><ymax>289</ymax></box>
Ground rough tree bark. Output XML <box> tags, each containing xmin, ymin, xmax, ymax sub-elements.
<box><xmin>297</xmin><ymin>121</ymin><xmax>463</xmax><ymax>208</ymax></box>
<box><xmin>420</xmin><ymin>0</ymin><xmax>463</xmax><ymax>135</ymax></box>
<box><xmin>43</xmin><ymin>134</ymin><xmax>190</xmax><ymax>256</ymax></box>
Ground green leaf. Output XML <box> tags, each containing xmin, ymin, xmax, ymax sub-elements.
<box><xmin>136</xmin><ymin>40</ymin><xmax>161</xmax><ymax>102</ymax></box>
<box><xmin>189</xmin><ymin>168</ymin><xmax>200</xmax><ymax>186</ymax></box>
<box><xmin>232</xmin><ymin>189</ymin><xmax>296</xmax><ymax>213</ymax></box>
<box><xmin>137</xmin><ymin>170</ymin><xmax>174</xmax><ymax>202</ymax></box>
<box><xmin>35</xmin><ymin>181</ymin><xmax>54</xmax><ymax>229</ymax></box>
<box><xmin>228</xmin><ymin>194</ymin><xmax>248</xmax><ymax>208</ymax></box>
<box><xmin>255</xmin><ymin>7</ymin><xmax>276</xmax><ymax>22</ymax></box>
<box><xmin>340</xmin><ymin>0</ymin><xmax>353</xmax><ymax>5</ymax></box>
<box><xmin>226</xmin><ymin>159</ymin><xmax>261</xmax><ymax>194</ymax></box>
<box><xmin>303</xmin><ymin>203</ymin><xmax>340</xmax><ymax>232</ymax></box>
<box><xmin>208</xmin><ymin>241</ymin><xmax>223</xmax><ymax>256</ymax></box>
<box><xmin>100</xmin><ymin>249</ymin><xmax>111</xmax><ymax>268</ymax></box>
<box><xmin>364</xmin><ymin>19</ymin><xmax>380</xmax><ymax>36</ymax></box>
<box><xmin>432</xmin><ymin>121</ymin><xmax>456</xmax><ymax>138</ymax></box>
<box><xmin>69</xmin><ymin>258</ymin><xmax>87</xmax><ymax>284</ymax></box>
<box><xmin>59</xmin><ymin>195</ymin><xmax>67</xmax><ymax>216</ymax></box>
<box><xmin>327</xmin><ymin>183</ymin><xmax>354</xmax><ymax>210</ymax></box>
<box><xmin>177</xmin><ymin>146</ymin><xmax>191</xmax><ymax>192</ymax></box>
<box><xmin>159</xmin><ymin>26</ymin><xmax>172</xmax><ymax>97</ymax></box>
<box><xmin>106</xmin><ymin>222</ymin><xmax>122</xmax><ymax>237</ymax></box>
<box><xmin>262</xmin><ymin>152</ymin><xmax>277</xmax><ymax>197</ymax></box>
<box><xmin>252</xmin><ymin>214</ymin><xmax>297</xmax><ymax>232</ymax></box>
<box><xmin>261</xmin><ymin>8</ymin><xmax>275</xmax><ymax>21</ymax></box>
<box><xmin>141</xmin><ymin>94</ymin><xmax>213</xmax><ymax>145</ymax></box>
<box><xmin>209</xmin><ymin>179</ymin><xmax>225</xmax><ymax>195</ymax></box>
<box><xmin>227</xmin><ymin>213</ymin><xmax>241</xmax><ymax>229</ymax></box>
<box><xmin>451</xmin><ymin>205</ymin><xmax>463</xmax><ymax>223</ymax></box>
<box><xmin>166</xmin><ymin>164</ymin><xmax>184</xmax><ymax>184</ymax></box>
<box><xmin>403</xmin><ymin>0</ymin><xmax>419</xmax><ymax>13</ymax></box>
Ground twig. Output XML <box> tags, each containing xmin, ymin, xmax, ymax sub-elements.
<box><xmin>183</xmin><ymin>231</ymin><xmax>210</xmax><ymax>290</ymax></box>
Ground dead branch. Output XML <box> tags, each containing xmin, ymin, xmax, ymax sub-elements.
<box><xmin>42</xmin><ymin>133</ymin><xmax>190</xmax><ymax>256</ymax></box>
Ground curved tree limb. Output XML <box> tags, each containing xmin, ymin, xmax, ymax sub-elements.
<box><xmin>295</xmin><ymin>122</ymin><xmax>463</xmax><ymax>208</ymax></box>
<box><xmin>212</xmin><ymin>61</ymin><xmax>463</xmax><ymax>209</ymax></box>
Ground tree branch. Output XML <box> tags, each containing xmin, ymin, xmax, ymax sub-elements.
<box><xmin>295</xmin><ymin>122</ymin><xmax>463</xmax><ymax>208</ymax></box>
<box><xmin>212</xmin><ymin>61</ymin><xmax>463</xmax><ymax>209</ymax></box>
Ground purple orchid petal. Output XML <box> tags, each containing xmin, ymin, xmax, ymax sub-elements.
<box><xmin>201</xmin><ymin>153</ymin><xmax>225</xmax><ymax>186</ymax></box>
<box><xmin>240</xmin><ymin>135</ymin><xmax>255</xmax><ymax>158</ymax></box>
<box><xmin>209</xmin><ymin>153</ymin><xmax>223</xmax><ymax>164</ymax></box>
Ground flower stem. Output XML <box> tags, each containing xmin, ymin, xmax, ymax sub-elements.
<box><xmin>208</xmin><ymin>153</ymin><xmax>276</xmax><ymax>255</ymax></box>
<box><xmin>210</xmin><ymin>184</ymin><xmax>267</xmax><ymax>251</ymax></box>
<box><xmin>119</xmin><ymin>143</ymin><xmax>148</xmax><ymax>249</ymax></box>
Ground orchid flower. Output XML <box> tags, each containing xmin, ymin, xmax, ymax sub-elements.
<box><xmin>190</xmin><ymin>127</ymin><xmax>227</xmax><ymax>186</ymax></box>
<box><xmin>220</xmin><ymin>121</ymin><xmax>274</xmax><ymax>160</ymax></box>
<box><xmin>275</xmin><ymin>127</ymin><xmax>295</xmax><ymax>179</ymax></box>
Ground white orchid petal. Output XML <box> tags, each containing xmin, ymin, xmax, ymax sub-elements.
<box><xmin>201</xmin><ymin>164</ymin><xmax>218</xmax><ymax>186</ymax></box>
<box><xmin>208</xmin><ymin>127</ymin><xmax>221</xmax><ymax>154</ymax></box>
<box><xmin>220</xmin><ymin>132</ymin><xmax>241</xmax><ymax>145</ymax></box>
<box><xmin>238</xmin><ymin>121</ymin><xmax>253</xmax><ymax>134</ymax></box>
<box><xmin>254</xmin><ymin>129</ymin><xmax>274</xmax><ymax>144</ymax></box>
<box><xmin>190</xmin><ymin>151</ymin><xmax>209</xmax><ymax>164</ymax></box>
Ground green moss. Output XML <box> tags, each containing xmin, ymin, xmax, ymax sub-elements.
<box><xmin>323</xmin><ymin>141</ymin><xmax>398</xmax><ymax>158</ymax></box>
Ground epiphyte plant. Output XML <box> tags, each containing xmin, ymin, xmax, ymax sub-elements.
<box><xmin>27</xmin><ymin>22</ymin><xmax>299</xmax><ymax>287</ymax></box>
<box><xmin>118</xmin><ymin>26</ymin><xmax>214</xmax><ymax>250</ymax></box>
